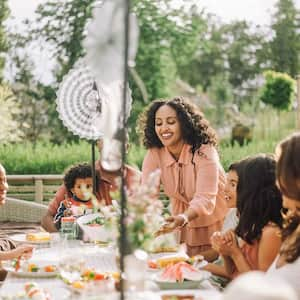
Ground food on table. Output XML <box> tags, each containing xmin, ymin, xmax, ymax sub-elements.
<box><xmin>26</xmin><ymin>232</ymin><xmax>51</xmax><ymax>242</ymax></box>
<box><xmin>10</xmin><ymin>258</ymin><xmax>57</xmax><ymax>274</ymax></box>
<box><xmin>159</xmin><ymin>261</ymin><xmax>204</xmax><ymax>282</ymax></box>
<box><xmin>161</xmin><ymin>295</ymin><xmax>195</xmax><ymax>300</ymax></box>
<box><xmin>28</xmin><ymin>263</ymin><xmax>39</xmax><ymax>272</ymax></box>
<box><xmin>84</xmin><ymin>216</ymin><xmax>105</xmax><ymax>226</ymax></box>
<box><xmin>149</xmin><ymin>254</ymin><xmax>188</xmax><ymax>269</ymax></box>
<box><xmin>24</xmin><ymin>282</ymin><xmax>51</xmax><ymax>300</ymax></box>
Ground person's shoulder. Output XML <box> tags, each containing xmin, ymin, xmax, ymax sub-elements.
<box><xmin>261</xmin><ymin>223</ymin><xmax>281</xmax><ymax>241</ymax></box>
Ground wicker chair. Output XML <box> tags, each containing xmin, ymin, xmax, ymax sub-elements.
<box><xmin>0</xmin><ymin>197</ymin><xmax>48</xmax><ymax>223</ymax></box>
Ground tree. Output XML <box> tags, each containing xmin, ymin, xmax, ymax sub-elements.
<box><xmin>0</xmin><ymin>0</ymin><xmax>10</xmax><ymax>83</ymax></box>
<box><xmin>179</xmin><ymin>15</ymin><xmax>226</xmax><ymax>92</ymax></box>
<box><xmin>260</xmin><ymin>70</ymin><xmax>295</xmax><ymax>110</ymax></box>
<box><xmin>222</xmin><ymin>21</ymin><xmax>265</xmax><ymax>90</ymax></box>
<box><xmin>0</xmin><ymin>84</ymin><xmax>23</xmax><ymax>143</ymax></box>
<box><xmin>269</xmin><ymin>0</ymin><xmax>300</xmax><ymax>77</ymax></box>
<box><xmin>260</xmin><ymin>70</ymin><xmax>295</xmax><ymax>134</ymax></box>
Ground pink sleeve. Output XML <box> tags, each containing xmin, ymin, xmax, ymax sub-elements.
<box><xmin>48</xmin><ymin>184</ymin><xmax>68</xmax><ymax>216</ymax></box>
<box><xmin>142</xmin><ymin>149</ymin><xmax>159</xmax><ymax>184</ymax></box>
<box><xmin>189</xmin><ymin>146</ymin><xmax>220</xmax><ymax>216</ymax></box>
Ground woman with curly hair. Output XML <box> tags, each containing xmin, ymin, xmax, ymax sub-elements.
<box><xmin>139</xmin><ymin>97</ymin><xmax>228</xmax><ymax>256</ymax></box>
<box><xmin>267</xmin><ymin>133</ymin><xmax>300</xmax><ymax>297</ymax></box>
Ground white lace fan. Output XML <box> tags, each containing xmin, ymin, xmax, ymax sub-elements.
<box><xmin>56</xmin><ymin>60</ymin><xmax>132</xmax><ymax>140</ymax></box>
<box><xmin>83</xmin><ymin>0</ymin><xmax>139</xmax><ymax>84</ymax></box>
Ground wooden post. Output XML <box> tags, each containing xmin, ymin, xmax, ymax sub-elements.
<box><xmin>35</xmin><ymin>179</ymin><xmax>43</xmax><ymax>203</ymax></box>
<box><xmin>296</xmin><ymin>75</ymin><xmax>300</xmax><ymax>130</ymax></box>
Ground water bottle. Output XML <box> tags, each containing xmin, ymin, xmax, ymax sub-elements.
<box><xmin>60</xmin><ymin>216</ymin><xmax>77</xmax><ymax>240</ymax></box>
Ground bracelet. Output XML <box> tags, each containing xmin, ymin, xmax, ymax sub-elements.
<box><xmin>177</xmin><ymin>213</ymin><xmax>189</xmax><ymax>227</ymax></box>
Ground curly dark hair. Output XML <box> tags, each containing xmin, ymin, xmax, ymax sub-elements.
<box><xmin>232</xmin><ymin>154</ymin><xmax>283</xmax><ymax>244</ymax></box>
<box><xmin>138</xmin><ymin>97</ymin><xmax>217</xmax><ymax>154</ymax></box>
<box><xmin>64</xmin><ymin>163</ymin><xmax>99</xmax><ymax>193</ymax></box>
<box><xmin>276</xmin><ymin>133</ymin><xmax>300</xmax><ymax>263</ymax></box>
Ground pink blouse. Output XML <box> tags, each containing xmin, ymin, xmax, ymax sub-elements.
<box><xmin>142</xmin><ymin>144</ymin><xmax>228</xmax><ymax>246</ymax></box>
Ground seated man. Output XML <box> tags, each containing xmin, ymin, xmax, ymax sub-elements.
<box><xmin>41</xmin><ymin>140</ymin><xmax>141</xmax><ymax>232</ymax></box>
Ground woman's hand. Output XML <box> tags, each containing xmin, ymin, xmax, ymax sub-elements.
<box><xmin>15</xmin><ymin>244</ymin><xmax>34</xmax><ymax>259</ymax></box>
<box><xmin>218</xmin><ymin>230</ymin><xmax>240</xmax><ymax>257</ymax></box>
<box><xmin>154</xmin><ymin>215</ymin><xmax>186</xmax><ymax>237</ymax></box>
<box><xmin>165</xmin><ymin>215</ymin><xmax>186</xmax><ymax>229</ymax></box>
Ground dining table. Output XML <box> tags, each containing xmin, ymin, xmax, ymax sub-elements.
<box><xmin>0</xmin><ymin>235</ymin><xmax>222</xmax><ymax>300</ymax></box>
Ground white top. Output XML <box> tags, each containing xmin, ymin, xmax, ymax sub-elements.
<box><xmin>267</xmin><ymin>256</ymin><xmax>300</xmax><ymax>298</ymax></box>
<box><xmin>222</xmin><ymin>208</ymin><xmax>238</xmax><ymax>233</ymax></box>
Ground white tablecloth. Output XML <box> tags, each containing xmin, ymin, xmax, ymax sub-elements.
<box><xmin>1</xmin><ymin>244</ymin><xmax>222</xmax><ymax>300</ymax></box>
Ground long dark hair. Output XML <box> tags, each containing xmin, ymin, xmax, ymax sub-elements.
<box><xmin>233</xmin><ymin>154</ymin><xmax>283</xmax><ymax>244</ymax></box>
<box><xmin>138</xmin><ymin>97</ymin><xmax>217</xmax><ymax>155</ymax></box>
<box><xmin>277</xmin><ymin>133</ymin><xmax>300</xmax><ymax>263</ymax></box>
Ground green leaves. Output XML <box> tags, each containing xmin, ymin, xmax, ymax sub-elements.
<box><xmin>260</xmin><ymin>70</ymin><xmax>295</xmax><ymax>111</ymax></box>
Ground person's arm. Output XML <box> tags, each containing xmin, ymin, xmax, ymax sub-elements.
<box><xmin>41</xmin><ymin>184</ymin><xmax>67</xmax><ymax>232</ymax></box>
<box><xmin>41</xmin><ymin>211</ymin><xmax>58</xmax><ymax>233</ymax></box>
<box><xmin>0</xmin><ymin>245</ymin><xmax>34</xmax><ymax>261</ymax></box>
<box><xmin>198</xmin><ymin>248</ymin><xmax>219</xmax><ymax>262</ymax></box>
<box><xmin>141</xmin><ymin>149</ymin><xmax>161</xmax><ymax>196</ymax></box>
<box><xmin>257</xmin><ymin>226</ymin><xmax>281</xmax><ymax>271</ymax></box>
<box><xmin>203</xmin><ymin>263</ymin><xmax>231</xmax><ymax>278</ymax></box>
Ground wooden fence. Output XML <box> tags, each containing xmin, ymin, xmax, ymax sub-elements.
<box><xmin>6</xmin><ymin>175</ymin><xmax>170</xmax><ymax>212</ymax></box>
<box><xmin>7</xmin><ymin>175</ymin><xmax>63</xmax><ymax>204</ymax></box>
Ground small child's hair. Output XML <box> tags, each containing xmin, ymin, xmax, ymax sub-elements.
<box><xmin>64</xmin><ymin>163</ymin><xmax>99</xmax><ymax>192</ymax></box>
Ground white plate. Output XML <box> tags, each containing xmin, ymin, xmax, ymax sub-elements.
<box><xmin>9</xmin><ymin>233</ymin><xmax>51</xmax><ymax>245</ymax></box>
<box><xmin>0</xmin><ymin>283</ymin><xmax>70</xmax><ymax>299</ymax></box>
<box><xmin>2</xmin><ymin>259</ymin><xmax>58</xmax><ymax>278</ymax></box>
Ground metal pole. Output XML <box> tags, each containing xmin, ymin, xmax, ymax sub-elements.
<box><xmin>91</xmin><ymin>141</ymin><xmax>97</xmax><ymax>196</ymax></box>
<box><xmin>120</xmin><ymin>0</ymin><xmax>131</xmax><ymax>299</ymax></box>
<box><xmin>296</xmin><ymin>75</ymin><xmax>300</xmax><ymax>130</ymax></box>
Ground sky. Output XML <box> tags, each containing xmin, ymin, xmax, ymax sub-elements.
<box><xmin>8</xmin><ymin>0</ymin><xmax>300</xmax><ymax>26</ymax></box>
<box><xmin>6</xmin><ymin>0</ymin><xmax>300</xmax><ymax>83</ymax></box>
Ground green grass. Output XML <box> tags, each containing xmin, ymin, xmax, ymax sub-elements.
<box><xmin>0</xmin><ymin>109</ymin><xmax>298</xmax><ymax>174</ymax></box>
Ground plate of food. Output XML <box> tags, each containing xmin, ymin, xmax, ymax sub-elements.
<box><xmin>9</xmin><ymin>232</ymin><xmax>51</xmax><ymax>245</ymax></box>
<box><xmin>153</xmin><ymin>261</ymin><xmax>210</xmax><ymax>290</ymax></box>
<box><xmin>0</xmin><ymin>281</ymin><xmax>70</xmax><ymax>300</ymax></box>
<box><xmin>2</xmin><ymin>258</ymin><xmax>58</xmax><ymax>278</ymax></box>
<box><xmin>60</xmin><ymin>267</ymin><xmax>118</xmax><ymax>294</ymax></box>
<box><xmin>147</xmin><ymin>253</ymin><xmax>189</xmax><ymax>272</ymax></box>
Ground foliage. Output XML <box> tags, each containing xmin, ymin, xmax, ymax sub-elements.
<box><xmin>0</xmin><ymin>0</ymin><xmax>9</xmax><ymax>83</ymax></box>
<box><xmin>0</xmin><ymin>84</ymin><xmax>23</xmax><ymax>144</ymax></box>
<box><xmin>222</xmin><ymin>21</ymin><xmax>265</xmax><ymax>89</ymax></box>
<box><xmin>260</xmin><ymin>70</ymin><xmax>295</xmax><ymax>111</ymax></box>
<box><xmin>269</xmin><ymin>0</ymin><xmax>300</xmax><ymax>77</ymax></box>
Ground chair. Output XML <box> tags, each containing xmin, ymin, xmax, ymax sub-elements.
<box><xmin>0</xmin><ymin>197</ymin><xmax>47</xmax><ymax>223</ymax></box>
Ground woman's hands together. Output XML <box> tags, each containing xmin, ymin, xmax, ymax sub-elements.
<box><xmin>211</xmin><ymin>230</ymin><xmax>240</xmax><ymax>257</ymax></box>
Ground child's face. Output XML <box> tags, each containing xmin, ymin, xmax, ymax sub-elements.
<box><xmin>71</xmin><ymin>178</ymin><xmax>93</xmax><ymax>201</ymax></box>
<box><xmin>0</xmin><ymin>165</ymin><xmax>8</xmax><ymax>205</ymax></box>
<box><xmin>225</xmin><ymin>170</ymin><xmax>238</xmax><ymax>208</ymax></box>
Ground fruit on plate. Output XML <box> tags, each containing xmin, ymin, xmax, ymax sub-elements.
<box><xmin>28</xmin><ymin>263</ymin><xmax>39</xmax><ymax>272</ymax></box>
<box><xmin>43</xmin><ymin>265</ymin><xmax>56</xmax><ymax>273</ymax></box>
<box><xmin>26</xmin><ymin>232</ymin><xmax>50</xmax><ymax>242</ymax></box>
<box><xmin>160</xmin><ymin>261</ymin><xmax>205</xmax><ymax>282</ymax></box>
<box><xmin>24</xmin><ymin>282</ymin><xmax>51</xmax><ymax>300</ymax></box>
